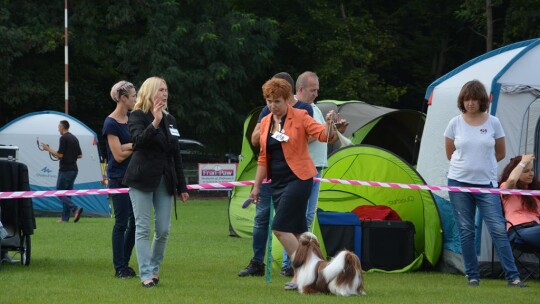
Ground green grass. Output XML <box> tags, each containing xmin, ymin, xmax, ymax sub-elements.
<box><xmin>1</xmin><ymin>199</ymin><xmax>537</xmax><ymax>303</ymax></box>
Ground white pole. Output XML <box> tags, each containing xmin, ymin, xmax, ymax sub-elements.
<box><xmin>64</xmin><ymin>0</ymin><xmax>69</xmax><ymax>114</ymax></box>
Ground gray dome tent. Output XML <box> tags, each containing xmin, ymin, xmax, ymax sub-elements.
<box><xmin>316</xmin><ymin>100</ymin><xmax>426</xmax><ymax>166</ymax></box>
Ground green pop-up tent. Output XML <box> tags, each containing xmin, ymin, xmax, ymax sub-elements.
<box><xmin>228</xmin><ymin>107</ymin><xmax>262</xmax><ymax>237</ymax></box>
<box><xmin>312</xmin><ymin>145</ymin><xmax>443</xmax><ymax>271</ymax></box>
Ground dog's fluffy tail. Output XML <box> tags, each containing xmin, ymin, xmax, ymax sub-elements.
<box><xmin>321</xmin><ymin>250</ymin><xmax>349</xmax><ymax>282</ymax></box>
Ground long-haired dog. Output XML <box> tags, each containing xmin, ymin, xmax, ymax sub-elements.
<box><xmin>292</xmin><ymin>232</ymin><xmax>366</xmax><ymax>296</ymax></box>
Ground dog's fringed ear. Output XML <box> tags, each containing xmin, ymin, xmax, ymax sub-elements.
<box><xmin>292</xmin><ymin>243</ymin><xmax>308</xmax><ymax>269</ymax></box>
<box><xmin>311</xmin><ymin>241</ymin><xmax>325</xmax><ymax>260</ymax></box>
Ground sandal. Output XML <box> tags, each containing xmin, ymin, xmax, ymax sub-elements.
<box><xmin>152</xmin><ymin>277</ymin><xmax>160</xmax><ymax>285</ymax></box>
<box><xmin>142</xmin><ymin>280</ymin><xmax>156</xmax><ymax>288</ymax></box>
<box><xmin>508</xmin><ymin>280</ymin><xmax>527</xmax><ymax>288</ymax></box>
<box><xmin>283</xmin><ymin>282</ymin><xmax>298</xmax><ymax>290</ymax></box>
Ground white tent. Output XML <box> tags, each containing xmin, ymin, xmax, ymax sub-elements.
<box><xmin>417</xmin><ymin>38</ymin><xmax>540</xmax><ymax>276</ymax></box>
<box><xmin>0</xmin><ymin>111</ymin><xmax>110</xmax><ymax>217</ymax></box>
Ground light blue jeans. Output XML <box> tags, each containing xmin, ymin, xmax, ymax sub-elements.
<box><xmin>282</xmin><ymin>169</ymin><xmax>322</xmax><ymax>269</ymax></box>
<box><xmin>129</xmin><ymin>176</ymin><xmax>173</xmax><ymax>282</ymax></box>
<box><xmin>448</xmin><ymin>178</ymin><xmax>520</xmax><ymax>283</ymax></box>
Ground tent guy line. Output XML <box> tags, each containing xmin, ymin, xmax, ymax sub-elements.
<box><xmin>2</xmin><ymin>177</ymin><xmax>540</xmax><ymax>200</ymax></box>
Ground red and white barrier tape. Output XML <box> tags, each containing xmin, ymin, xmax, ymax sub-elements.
<box><xmin>1</xmin><ymin>178</ymin><xmax>540</xmax><ymax>200</ymax></box>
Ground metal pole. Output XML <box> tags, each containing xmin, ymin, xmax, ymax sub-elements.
<box><xmin>64</xmin><ymin>0</ymin><xmax>69</xmax><ymax>114</ymax></box>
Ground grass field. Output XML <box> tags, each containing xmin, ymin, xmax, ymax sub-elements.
<box><xmin>1</xmin><ymin>198</ymin><xmax>537</xmax><ymax>303</ymax></box>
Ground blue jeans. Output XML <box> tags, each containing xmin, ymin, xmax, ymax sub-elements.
<box><xmin>282</xmin><ymin>169</ymin><xmax>322</xmax><ymax>268</ymax></box>
<box><xmin>252</xmin><ymin>183</ymin><xmax>271</xmax><ymax>263</ymax></box>
<box><xmin>448</xmin><ymin>178</ymin><xmax>520</xmax><ymax>282</ymax></box>
<box><xmin>56</xmin><ymin>170</ymin><xmax>79</xmax><ymax>222</ymax></box>
<box><xmin>129</xmin><ymin>176</ymin><xmax>173</xmax><ymax>282</ymax></box>
<box><xmin>109</xmin><ymin>178</ymin><xmax>135</xmax><ymax>272</ymax></box>
<box><xmin>509</xmin><ymin>223</ymin><xmax>540</xmax><ymax>248</ymax></box>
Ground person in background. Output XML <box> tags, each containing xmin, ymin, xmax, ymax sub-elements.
<box><xmin>41</xmin><ymin>120</ymin><xmax>83</xmax><ymax>223</ymax></box>
<box><xmin>444</xmin><ymin>79</ymin><xmax>525</xmax><ymax>287</ymax></box>
<box><xmin>499</xmin><ymin>154</ymin><xmax>540</xmax><ymax>248</ymax></box>
<box><xmin>249</xmin><ymin>78</ymin><xmax>336</xmax><ymax>290</ymax></box>
<box><xmin>103</xmin><ymin>80</ymin><xmax>137</xmax><ymax>279</ymax></box>
<box><xmin>123</xmin><ymin>76</ymin><xmax>190</xmax><ymax>288</ymax></box>
<box><xmin>237</xmin><ymin>72</ymin><xmax>312</xmax><ymax>277</ymax></box>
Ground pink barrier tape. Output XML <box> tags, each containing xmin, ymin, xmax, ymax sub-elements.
<box><xmin>314</xmin><ymin>177</ymin><xmax>540</xmax><ymax>196</ymax></box>
<box><xmin>0</xmin><ymin>180</ymin><xmax>255</xmax><ymax>200</ymax></box>
<box><xmin>1</xmin><ymin>178</ymin><xmax>540</xmax><ymax>200</ymax></box>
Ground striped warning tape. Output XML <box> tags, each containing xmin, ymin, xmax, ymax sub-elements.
<box><xmin>1</xmin><ymin>178</ymin><xmax>539</xmax><ymax>200</ymax></box>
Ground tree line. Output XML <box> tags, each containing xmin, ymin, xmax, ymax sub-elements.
<box><xmin>1</xmin><ymin>0</ymin><xmax>539</xmax><ymax>157</ymax></box>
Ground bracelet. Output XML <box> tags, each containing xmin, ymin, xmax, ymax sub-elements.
<box><xmin>518</xmin><ymin>162</ymin><xmax>526</xmax><ymax>168</ymax></box>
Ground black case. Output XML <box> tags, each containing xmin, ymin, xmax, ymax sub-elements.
<box><xmin>361</xmin><ymin>220</ymin><xmax>415</xmax><ymax>270</ymax></box>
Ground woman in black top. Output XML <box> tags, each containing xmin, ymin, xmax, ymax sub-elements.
<box><xmin>123</xmin><ymin>76</ymin><xmax>189</xmax><ymax>288</ymax></box>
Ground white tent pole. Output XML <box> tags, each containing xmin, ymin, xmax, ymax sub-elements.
<box><xmin>64</xmin><ymin>0</ymin><xmax>69</xmax><ymax>114</ymax></box>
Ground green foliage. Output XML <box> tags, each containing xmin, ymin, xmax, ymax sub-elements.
<box><xmin>2</xmin><ymin>0</ymin><xmax>540</xmax><ymax>155</ymax></box>
<box><xmin>0</xmin><ymin>2</ymin><xmax>64</xmax><ymax>114</ymax></box>
<box><xmin>502</xmin><ymin>0</ymin><xmax>540</xmax><ymax>42</ymax></box>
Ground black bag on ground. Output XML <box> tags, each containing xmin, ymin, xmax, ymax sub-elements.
<box><xmin>361</xmin><ymin>220</ymin><xmax>415</xmax><ymax>271</ymax></box>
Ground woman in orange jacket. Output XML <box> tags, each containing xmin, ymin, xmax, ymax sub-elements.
<box><xmin>249</xmin><ymin>78</ymin><xmax>336</xmax><ymax>289</ymax></box>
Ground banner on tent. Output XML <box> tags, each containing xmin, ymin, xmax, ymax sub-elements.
<box><xmin>2</xmin><ymin>177</ymin><xmax>540</xmax><ymax>200</ymax></box>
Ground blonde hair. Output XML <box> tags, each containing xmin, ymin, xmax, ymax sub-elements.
<box><xmin>134</xmin><ymin>77</ymin><xmax>168</xmax><ymax>114</ymax></box>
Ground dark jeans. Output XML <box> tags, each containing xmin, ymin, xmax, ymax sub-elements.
<box><xmin>252</xmin><ymin>183</ymin><xmax>272</xmax><ymax>263</ymax></box>
<box><xmin>109</xmin><ymin>178</ymin><xmax>135</xmax><ymax>272</ymax></box>
<box><xmin>57</xmin><ymin>170</ymin><xmax>79</xmax><ymax>222</ymax></box>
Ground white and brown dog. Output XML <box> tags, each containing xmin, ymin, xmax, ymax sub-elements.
<box><xmin>292</xmin><ymin>232</ymin><xmax>366</xmax><ymax>296</ymax></box>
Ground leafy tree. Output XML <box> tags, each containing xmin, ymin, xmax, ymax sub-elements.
<box><xmin>0</xmin><ymin>2</ymin><xmax>65</xmax><ymax>124</ymax></box>
<box><xmin>1</xmin><ymin>0</ymin><xmax>277</xmax><ymax>157</ymax></box>
<box><xmin>68</xmin><ymin>0</ymin><xmax>278</xmax><ymax>156</ymax></box>
<box><xmin>502</xmin><ymin>0</ymin><xmax>540</xmax><ymax>43</ymax></box>
<box><xmin>232</xmin><ymin>0</ymin><xmax>406</xmax><ymax>106</ymax></box>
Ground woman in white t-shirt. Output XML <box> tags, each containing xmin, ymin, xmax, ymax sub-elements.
<box><xmin>444</xmin><ymin>80</ymin><xmax>525</xmax><ymax>287</ymax></box>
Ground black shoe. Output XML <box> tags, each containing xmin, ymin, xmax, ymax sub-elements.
<box><xmin>73</xmin><ymin>208</ymin><xmax>83</xmax><ymax>223</ymax></box>
<box><xmin>126</xmin><ymin>267</ymin><xmax>137</xmax><ymax>278</ymax></box>
<box><xmin>280</xmin><ymin>266</ymin><xmax>294</xmax><ymax>277</ymax></box>
<box><xmin>152</xmin><ymin>277</ymin><xmax>159</xmax><ymax>285</ymax></box>
<box><xmin>238</xmin><ymin>259</ymin><xmax>265</xmax><ymax>277</ymax></box>
<box><xmin>115</xmin><ymin>268</ymin><xmax>134</xmax><ymax>279</ymax></box>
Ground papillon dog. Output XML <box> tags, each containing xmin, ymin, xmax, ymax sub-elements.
<box><xmin>292</xmin><ymin>232</ymin><xmax>366</xmax><ymax>296</ymax></box>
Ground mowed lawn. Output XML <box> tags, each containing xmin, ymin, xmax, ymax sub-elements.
<box><xmin>1</xmin><ymin>198</ymin><xmax>537</xmax><ymax>304</ymax></box>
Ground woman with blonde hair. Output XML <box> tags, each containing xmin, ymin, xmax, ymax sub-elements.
<box><xmin>123</xmin><ymin>76</ymin><xmax>190</xmax><ymax>288</ymax></box>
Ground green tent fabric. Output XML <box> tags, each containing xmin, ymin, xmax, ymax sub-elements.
<box><xmin>228</xmin><ymin>107</ymin><xmax>262</xmax><ymax>237</ymax></box>
<box><xmin>315</xmin><ymin>145</ymin><xmax>442</xmax><ymax>270</ymax></box>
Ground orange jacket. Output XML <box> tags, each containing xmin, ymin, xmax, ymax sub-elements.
<box><xmin>258</xmin><ymin>104</ymin><xmax>333</xmax><ymax>180</ymax></box>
